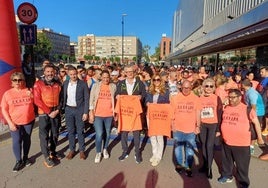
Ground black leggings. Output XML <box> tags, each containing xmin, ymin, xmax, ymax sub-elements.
<box><xmin>199</xmin><ymin>123</ymin><xmax>217</xmax><ymax>169</ymax></box>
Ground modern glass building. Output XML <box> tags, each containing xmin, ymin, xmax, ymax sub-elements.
<box><xmin>169</xmin><ymin>0</ymin><xmax>268</xmax><ymax>68</ymax></box>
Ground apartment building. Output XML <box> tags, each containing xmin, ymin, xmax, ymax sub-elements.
<box><xmin>160</xmin><ymin>34</ymin><xmax>171</xmax><ymax>60</ymax></box>
<box><xmin>38</xmin><ymin>28</ymin><xmax>70</xmax><ymax>60</ymax></box>
<box><xmin>70</xmin><ymin>42</ymin><xmax>78</xmax><ymax>60</ymax></box>
<box><xmin>78</xmin><ymin>34</ymin><xmax>96</xmax><ymax>59</ymax></box>
<box><xmin>78</xmin><ymin>34</ymin><xmax>142</xmax><ymax>62</ymax></box>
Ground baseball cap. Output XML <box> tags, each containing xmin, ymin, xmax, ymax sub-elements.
<box><xmin>111</xmin><ymin>70</ymin><xmax>119</xmax><ymax>76</ymax></box>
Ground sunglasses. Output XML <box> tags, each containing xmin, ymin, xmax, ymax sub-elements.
<box><xmin>182</xmin><ymin>87</ymin><xmax>191</xmax><ymax>89</ymax></box>
<box><xmin>228</xmin><ymin>95</ymin><xmax>239</xmax><ymax>99</ymax></box>
<box><xmin>12</xmin><ymin>79</ymin><xmax>24</xmax><ymax>82</ymax></box>
<box><xmin>153</xmin><ymin>78</ymin><xmax>161</xmax><ymax>82</ymax></box>
<box><xmin>205</xmin><ymin>85</ymin><xmax>214</xmax><ymax>88</ymax></box>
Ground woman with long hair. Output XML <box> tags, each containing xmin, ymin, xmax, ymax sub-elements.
<box><xmin>89</xmin><ymin>70</ymin><xmax>116</xmax><ymax>163</ymax></box>
<box><xmin>146</xmin><ymin>74</ymin><xmax>170</xmax><ymax>166</ymax></box>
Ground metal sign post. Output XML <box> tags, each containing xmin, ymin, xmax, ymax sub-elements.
<box><xmin>17</xmin><ymin>2</ymin><xmax>38</xmax><ymax>83</ymax></box>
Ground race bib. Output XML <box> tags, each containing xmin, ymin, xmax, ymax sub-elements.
<box><xmin>201</xmin><ymin>107</ymin><xmax>214</xmax><ymax>118</ymax></box>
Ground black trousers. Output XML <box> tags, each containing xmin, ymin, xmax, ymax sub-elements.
<box><xmin>199</xmin><ymin>123</ymin><xmax>217</xmax><ymax>169</ymax></box>
<box><xmin>221</xmin><ymin>143</ymin><xmax>250</xmax><ymax>187</ymax></box>
<box><xmin>39</xmin><ymin>115</ymin><xmax>60</xmax><ymax>158</ymax></box>
<box><xmin>121</xmin><ymin>130</ymin><xmax>140</xmax><ymax>155</ymax></box>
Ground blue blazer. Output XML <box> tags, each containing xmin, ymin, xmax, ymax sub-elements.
<box><xmin>62</xmin><ymin>79</ymin><xmax>89</xmax><ymax>114</ymax></box>
<box><xmin>145</xmin><ymin>89</ymin><xmax>170</xmax><ymax>104</ymax></box>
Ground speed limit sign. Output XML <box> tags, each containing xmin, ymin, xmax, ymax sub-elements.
<box><xmin>17</xmin><ymin>2</ymin><xmax>38</xmax><ymax>24</ymax></box>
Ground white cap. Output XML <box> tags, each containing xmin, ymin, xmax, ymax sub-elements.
<box><xmin>111</xmin><ymin>70</ymin><xmax>119</xmax><ymax>76</ymax></box>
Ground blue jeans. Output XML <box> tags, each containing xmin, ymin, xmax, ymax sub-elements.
<box><xmin>94</xmin><ymin>116</ymin><xmax>113</xmax><ymax>153</ymax></box>
<box><xmin>173</xmin><ymin>131</ymin><xmax>196</xmax><ymax>168</ymax></box>
<box><xmin>10</xmin><ymin>120</ymin><xmax>34</xmax><ymax>161</ymax></box>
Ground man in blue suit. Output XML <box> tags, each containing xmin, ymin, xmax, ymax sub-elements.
<box><xmin>62</xmin><ymin>66</ymin><xmax>89</xmax><ymax>160</ymax></box>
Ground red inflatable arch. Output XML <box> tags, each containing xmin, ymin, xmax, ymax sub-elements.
<box><xmin>0</xmin><ymin>0</ymin><xmax>21</xmax><ymax>124</ymax></box>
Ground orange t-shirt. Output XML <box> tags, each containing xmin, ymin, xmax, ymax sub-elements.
<box><xmin>225</xmin><ymin>80</ymin><xmax>238</xmax><ymax>90</ymax></box>
<box><xmin>251</xmin><ymin>80</ymin><xmax>259</xmax><ymax>89</ymax></box>
<box><xmin>215</xmin><ymin>87</ymin><xmax>228</xmax><ymax>104</ymax></box>
<box><xmin>200</xmin><ymin>94</ymin><xmax>219</xmax><ymax>124</ymax></box>
<box><xmin>1</xmin><ymin>88</ymin><xmax>35</xmax><ymax>125</ymax></box>
<box><xmin>95</xmin><ymin>84</ymin><xmax>113</xmax><ymax>117</ymax></box>
<box><xmin>170</xmin><ymin>92</ymin><xmax>201</xmax><ymax>133</ymax></box>
<box><xmin>221</xmin><ymin>103</ymin><xmax>253</xmax><ymax>146</ymax></box>
<box><xmin>147</xmin><ymin>103</ymin><xmax>172</xmax><ymax>137</ymax></box>
<box><xmin>115</xmin><ymin>95</ymin><xmax>142</xmax><ymax>132</ymax></box>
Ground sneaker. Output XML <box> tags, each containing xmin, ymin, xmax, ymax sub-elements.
<box><xmin>175</xmin><ymin>165</ymin><xmax>184</xmax><ymax>174</ymax></box>
<box><xmin>250</xmin><ymin>145</ymin><xmax>254</xmax><ymax>155</ymax></box>
<box><xmin>80</xmin><ymin>151</ymin><xmax>86</xmax><ymax>160</ymax></box>
<box><xmin>50</xmin><ymin>152</ymin><xmax>62</xmax><ymax>160</ymax></box>
<box><xmin>103</xmin><ymin>149</ymin><xmax>109</xmax><ymax>159</ymax></box>
<box><xmin>149</xmin><ymin>156</ymin><xmax>155</xmax><ymax>163</ymax></box>
<box><xmin>140</xmin><ymin>129</ymin><xmax>147</xmax><ymax>136</ymax></box>
<box><xmin>118</xmin><ymin>152</ymin><xmax>128</xmax><ymax>161</ymax></box>
<box><xmin>111</xmin><ymin>127</ymin><xmax>118</xmax><ymax>134</ymax></box>
<box><xmin>44</xmin><ymin>157</ymin><xmax>55</xmax><ymax>168</ymax></box>
<box><xmin>134</xmin><ymin>154</ymin><xmax>142</xmax><ymax>164</ymax></box>
<box><xmin>13</xmin><ymin>160</ymin><xmax>23</xmax><ymax>172</ymax></box>
<box><xmin>23</xmin><ymin>158</ymin><xmax>32</xmax><ymax>167</ymax></box>
<box><xmin>218</xmin><ymin>176</ymin><xmax>233</xmax><ymax>184</ymax></box>
<box><xmin>262</xmin><ymin>129</ymin><xmax>268</xmax><ymax>136</ymax></box>
<box><xmin>151</xmin><ymin>159</ymin><xmax>160</xmax><ymax>167</ymax></box>
<box><xmin>94</xmin><ymin>153</ymin><xmax>101</xmax><ymax>163</ymax></box>
<box><xmin>185</xmin><ymin>168</ymin><xmax>193</xmax><ymax>177</ymax></box>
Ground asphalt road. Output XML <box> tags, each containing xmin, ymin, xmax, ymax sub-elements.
<box><xmin>0</xmin><ymin>122</ymin><xmax>268</xmax><ymax>188</ymax></box>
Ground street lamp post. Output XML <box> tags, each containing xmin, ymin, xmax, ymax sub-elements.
<box><xmin>121</xmin><ymin>13</ymin><xmax>127</xmax><ymax>64</ymax></box>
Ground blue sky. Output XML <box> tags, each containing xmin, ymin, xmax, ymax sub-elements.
<box><xmin>14</xmin><ymin>0</ymin><xmax>178</xmax><ymax>54</ymax></box>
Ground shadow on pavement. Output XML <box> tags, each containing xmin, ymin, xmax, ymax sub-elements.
<box><xmin>145</xmin><ymin>169</ymin><xmax>159</xmax><ymax>188</ymax></box>
<box><xmin>102</xmin><ymin>172</ymin><xmax>127</xmax><ymax>188</ymax></box>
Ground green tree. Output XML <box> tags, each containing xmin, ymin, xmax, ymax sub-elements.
<box><xmin>62</xmin><ymin>54</ymin><xmax>69</xmax><ymax>62</ymax></box>
<box><xmin>84</xmin><ymin>55</ymin><xmax>90</xmax><ymax>61</ymax></box>
<box><xmin>230</xmin><ymin>56</ymin><xmax>240</xmax><ymax>62</ymax></box>
<box><xmin>88</xmin><ymin>55</ymin><xmax>93</xmax><ymax>62</ymax></box>
<box><xmin>209</xmin><ymin>56</ymin><xmax>216</xmax><ymax>63</ymax></box>
<box><xmin>109</xmin><ymin>57</ymin><xmax>114</xmax><ymax>62</ymax></box>
<box><xmin>151</xmin><ymin>44</ymin><xmax>160</xmax><ymax>61</ymax></box>
<box><xmin>70</xmin><ymin>56</ymin><xmax>76</xmax><ymax>63</ymax></box>
<box><xmin>142</xmin><ymin>45</ymin><xmax>151</xmax><ymax>62</ymax></box>
<box><xmin>95</xmin><ymin>56</ymin><xmax>100</xmax><ymax>61</ymax></box>
<box><xmin>240</xmin><ymin>55</ymin><xmax>246</xmax><ymax>62</ymax></box>
<box><xmin>53</xmin><ymin>54</ymin><xmax>59</xmax><ymax>62</ymax></box>
<box><xmin>115</xmin><ymin>56</ymin><xmax>121</xmax><ymax>63</ymax></box>
<box><xmin>25</xmin><ymin>32</ymin><xmax>52</xmax><ymax>63</ymax></box>
<box><xmin>102</xmin><ymin>57</ymin><xmax>107</xmax><ymax>62</ymax></box>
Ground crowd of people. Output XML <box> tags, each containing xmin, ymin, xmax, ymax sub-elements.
<box><xmin>2</xmin><ymin>56</ymin><xmax>268</xmax><ymax>188</ymax></box>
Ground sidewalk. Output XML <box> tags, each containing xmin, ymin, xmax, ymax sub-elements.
<box><xmin>1</xmin><ymin>119</ymin><xmax>268</xmax><ymax>188</ymax></box>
